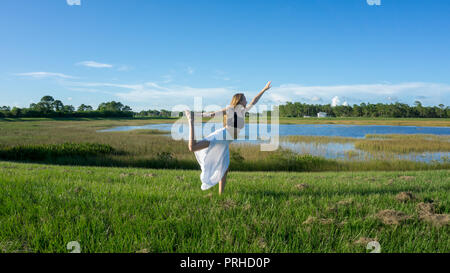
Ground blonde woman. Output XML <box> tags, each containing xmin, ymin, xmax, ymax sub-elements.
<box><xmin>185</xmin><ymin>81</ymin><xmax>272</xmax><ymax>194</ymax></box>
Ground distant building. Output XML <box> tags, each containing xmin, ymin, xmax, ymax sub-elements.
<box><xmin>317</xmin><ymin>112</ymin><xmax>327</xmax><ymax>118</ymax></box>
<box><xmin>303</xmin><ymin>115</ymin><xmax>311</xmax><ymax>118</ymax></box>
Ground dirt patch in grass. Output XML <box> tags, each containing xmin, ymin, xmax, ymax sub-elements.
<box><xmin>136</xmin><ymin>248</ymin><xmax>149</xmax><ymax>253</ymax></box>
<box><xmin>221</xmin><ymin>199</ymin><xmax>237</xmax><ymax>210</ymax></box>
<box><xmin>354</xmin><ymin>237</ymin><xmax>378</xmax><ymax>246</ymax></box>
<box><xmin>398</xmin><ymin>175</ymin><xmax>415</xmax><ymax>181</ymax></box>
<box><xmin>364</xmin><ymin>177</ymin><xmax>377</xmax><ymax>182</ymax></box>
<box><xmin>416</xmin><ymin>202</ymin><xmax>450</xmax><ymax>227</ymax></box>
<box><xmin>295</xmin><ymin>183</ymin><xmax>310</xmax><ymax>191</ymax></box>
<box><xmin>337</xmin><ymin>198</ymin><xmax>354</xmax><ymax>206</ymax></box>
<box><xmin>203</xmin><ymin>193</ymin><xmax>213</xmax><ymax>199</ymax></box>
<box><xmin>327</xmin><ymin>198</ymin><xmax>355</xmax><ymax>213</ymax></box>
<box><xmin>375</xmin><ymin>210</ymin><xmax>411</xmax><ymax>225</ymax></box>
<box><xmin>256</xmin><ymin>237</ymin><xmax>267</xmax><ymax>249</ymax></box>
<box><xmin>302</xmin><ymin>216</ymin><xmax>334</xmax><ymax>225</ymax></box>
<box><xmin>395</xmin><ymin>192</ymin><xmax>416</xmax><ymax>202</ymax></box>
<box><xmin>143</xmin><ymin>173</ymin><xmax>156</xmax><ymax>178</ymax></box>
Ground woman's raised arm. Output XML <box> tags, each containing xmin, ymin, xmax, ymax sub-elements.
<box><xmin>246</xmin><ymin>81</ymin><xmax>272</xmax><ymax>111</ymax></box>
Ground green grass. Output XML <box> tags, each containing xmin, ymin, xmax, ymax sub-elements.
<box><xmin>0</xmin><ymin>161</ymin><xmax>448</xmax><ymax>253</ymax></box>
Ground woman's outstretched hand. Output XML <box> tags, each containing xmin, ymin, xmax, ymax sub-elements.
<box><xmin>263</xmin><ymin>81</ymin><xmax>272</xmax><ymax>91</ymax></box>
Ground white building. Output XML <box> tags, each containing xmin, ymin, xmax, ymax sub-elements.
<box><xmin>317</xmin><ymin>112</ymin><xmax>327</xmax><ymax>118</ymax></box>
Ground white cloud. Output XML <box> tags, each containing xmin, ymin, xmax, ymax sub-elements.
<box><xmin>331</xmin><ymin>96</ymin><xmax>340</xmax><ymax>107</ymax></box>
<box><xmin>342</xmin><ymin>101</ymin><xmax>348</xmax><ymax>106</ymax></box>
<box><xmin>63</xmin><ymin>81</ymin><xmax>232</xmax><ymax>104</ymax></box>
<box><xmin>311</xmin><ymin>96</ymin><xmax>322</xmax><ymax>102</ymax></box>
<box><xmin>77</xmin><ymin>61</ymin><xmax>113</xmax><ymax>68</ymax></box>
<box><xmin>269</xmin><ymin>82</ymin><xmax>450</xmax><ymax>106</ymax></box>
<box><xmin>67</xmin><ymin>0</ymin><xmax>81</xmax><ymax>6</ymax></box>
<box><xmin>267</xmin><ymin>93</ymin><xmax>291</xmax><ymax>104</ymax></box>
<box><xmin>16</xmin><ymin>72</ymin><xmax>75</xmax><ymax>79</ymax></box>
<box><xmin>54</xmin><ymin>80</ymin><xmax>450</xmax><ymax>109</ymax></box>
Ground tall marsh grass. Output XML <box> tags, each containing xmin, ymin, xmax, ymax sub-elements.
<box><xmin>0</xmin><ymin>119</ymin><xmax>449</xmax><ymax>171</ymax></box>
<box><xmin>0</xmin><ymin>143</ymin><xmax>118</xmax><ymax>161</ymax></box>
<box><xmin>356</xmin><ymin>134</ymin><xmax>450</xmax><ymax>153</ymax></box>
<box><xmin>281</xmin><ymin>135</ymin><xmax>357</xmax><ymax>143</ymax></box>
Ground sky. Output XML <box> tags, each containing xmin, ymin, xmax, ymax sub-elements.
<box><xmin>1</xmin><ymin>0</ymin><xmax>449</xmax><ymax>111</ymax></box>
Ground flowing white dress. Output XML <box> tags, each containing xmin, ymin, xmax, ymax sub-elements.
<box><xmin>193</xmin><ymin>105</ymin><xmax>249</xmax><ymax>190</ymax></box>
<box><xmin>194</xmin><ymin>127</ymin><xmax>233</xmax><ymax>190</ymax></box>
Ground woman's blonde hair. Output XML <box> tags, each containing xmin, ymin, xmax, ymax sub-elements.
<box><xmin>223</xmin><ymin>93</ymin><xmax>245</xmax><ymax>139</ymax></box>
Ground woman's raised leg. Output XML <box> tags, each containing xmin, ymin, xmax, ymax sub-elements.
<box><xmin>185</xmin><ymin>110</ymin><xmax>210</xmax><ymax>152</ymax></box>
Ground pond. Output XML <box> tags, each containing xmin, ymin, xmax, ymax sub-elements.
<box><xmin>99</xmin><ymin>123</ymin><xmax>450</xmax><ymax>163</ymax></box>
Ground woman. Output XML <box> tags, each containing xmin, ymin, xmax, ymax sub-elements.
<box><xmin>185</xmin><ymin>81</ymin><xmax>272</xmax><ymax>194</ymax></box>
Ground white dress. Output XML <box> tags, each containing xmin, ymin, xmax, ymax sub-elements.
<box><xmin>194</xmin><ymin>127</ymin><xmax>233</xmax><ymax>190</ymax></box>
<box><xmin>193</xmin><ymin>105</ymin><xmax>249</xmax><ymax>190</ymax></box>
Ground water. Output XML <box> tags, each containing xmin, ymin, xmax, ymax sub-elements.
<box><xmin>100</xmin><ymin>123</ymin><xmax>450</xmax><ymax>137</ymax></box>
<box><xmin>99</xmin><ymin>123</ymin><xmax>450</xmax><ymax>163</ymax></box>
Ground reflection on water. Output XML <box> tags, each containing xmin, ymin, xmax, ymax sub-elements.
<box><xmin>98</xmin><ymin>123</ymin><xmax>450</xmax><ymax>163</ymax></box>
<box><xmin>279</xmin><ymin>141</ymin><xmax>449</xmax><ymax>163</ymax></box>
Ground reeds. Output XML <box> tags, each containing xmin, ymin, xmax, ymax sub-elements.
<box><xmin>0</xmin><ymin>119</ymin><xmax>449</xmax><ymax>171</ymax></box>
<box><xmin>0</xmin><ymin>143</ymin><xmax>117</xmax><ymax>161</ymax></box>
<box><xmin>356</xmin><ymin>134</ymin><xmax>450</xmax><ymax>153</ymax></box>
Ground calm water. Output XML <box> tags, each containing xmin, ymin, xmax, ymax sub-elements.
<box><xmin>99</xmin><ymin>123</ymin><xmax>450</xmax><ymax>163</ymax></box>
<box><xmin>100</xmin><ymin>123</ymin><xmax>450</xmax><ymax>137</ymax></box>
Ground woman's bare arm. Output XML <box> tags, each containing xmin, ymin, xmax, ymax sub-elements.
<box><xmin>201</xmin><ymin>106</ymin><xmax>230</xmax><ymax>118</ymax></box>
<box><xmin>246</xmin><ymin>81</ymin><xmax>272</xmax><ymax>110</ymax></box>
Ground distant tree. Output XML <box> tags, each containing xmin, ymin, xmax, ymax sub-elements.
<box><xmin>437</xmin><ymin>104</ymin><xmax>446</xmax><ymax>118</ymax></box>
<box><xmin>62</xmin><ymin>105</ymin><xmax>75</xmax><ymax>113</ymax></box>
<box><xmin>11</xmin><ymin>107</ymin><xmax>22</xmax><ymax>117</ymax></box>
<box><xmin>78</xmin><ymin>104</ymin><xmax>93</xmax><ymax>112</ymax></box>
<box><xmin>98</xmin><ymin>101</ymin><xmax>132</xmax><ymax>112</ymax></box>
<box><xmin>122</xmin><ymin>105</ymin><xmax>132</xmax><ymax>112</ymax></box>
<box><xmin>30</xmin><ymin>96</ymin><xmax>56</xmax><ymax>114</ymax></box>
<box><xmin>52</xmin><ymin>100</ymin><xmax>64</xmax><ymax>112</ymax></box>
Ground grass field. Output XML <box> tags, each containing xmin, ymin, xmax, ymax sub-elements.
<box><xmin>0</xmin><ymin>161</ymin><xmax>448</xmax><ymax>253</ymax></box>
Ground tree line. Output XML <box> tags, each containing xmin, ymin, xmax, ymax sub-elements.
<box><xmin>0</xmin><ymin>96</ymin><xmax>170</xmax><ymax>118</ymax></box>
<box><xmin>279</xmin><ymin>101</ymin><xmax>449</xmax><ymax>118</ymax></box>
<box><xmin>2</xmin><ymin>96</ymin><xmax>448</xmax><ymax>119</ymax></box>
<box><xmin>0</xmin><ymin>96</ymin><xmax>181</xmax><ymax>119</ymax></box>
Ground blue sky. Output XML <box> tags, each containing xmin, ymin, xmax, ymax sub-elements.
<box><xmin>1</xmin><ymin>0</ymin><xmax>449</xmax><ymax>111</ymax></box>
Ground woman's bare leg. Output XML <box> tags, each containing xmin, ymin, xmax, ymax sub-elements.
<box><xmin>219</xmin><ymin>168</ymin><xmax>229</xmax><ymax>195</ymax></box>
<box><xmin>185</xmin><ymin>110</ymin><xmax>209</xmax><ymax>152</ymax></box>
